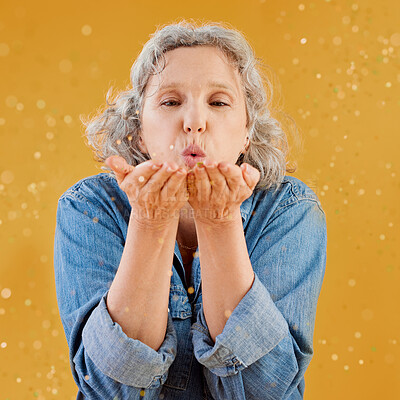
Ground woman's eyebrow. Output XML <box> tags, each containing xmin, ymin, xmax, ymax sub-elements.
<box><xmin>158</xmin><ymin>80</ymin><xmax>237</xmax><ymax>94</ymax></box>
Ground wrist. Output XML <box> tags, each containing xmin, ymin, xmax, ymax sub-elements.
<box><xmin>193</xmin><ymin>207</ymin><xmax>242</xmax><ymax>228</ymax></box>
<box><xmin>129</xmin><ymin>210</ymin><xmax>179</xmax><ymax>232</ymax></box>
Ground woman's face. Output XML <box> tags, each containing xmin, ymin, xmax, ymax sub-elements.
<box><xmin>139</xmin><ymin>45</ymin><xmax>249</xmax><ymax>169</ymax></box>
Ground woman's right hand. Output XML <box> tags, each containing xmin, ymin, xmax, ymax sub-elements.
<box><xmin>105</xmin><ymin>156</ymin><xmax>188</xmax><ymax>224</ymax></box>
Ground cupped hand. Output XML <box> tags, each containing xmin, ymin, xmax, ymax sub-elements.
<box><xmin>187</xmin><ymin>160</ymin><xmax>261</xmax><ymax>222</ymax></box>
<box><xmin>105</xmin><ymin>156</ymin><xmax>189</xmax><ymax>224</ymax></box>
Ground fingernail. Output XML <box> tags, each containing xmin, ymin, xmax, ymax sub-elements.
<box><xmin>167</xmin><ymin>166</ymin><xmax>177</xmax><ymax>172</ymax></box>
<box><xmin>152</xmin><ymin>164</ymin><xmax>162</xmax><ymax>170</ymax></box>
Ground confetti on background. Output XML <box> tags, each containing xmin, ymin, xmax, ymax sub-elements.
<box><xmin>0</xmin><ymin>0</ymin><xmax>399</xmax><ymax>398</ymax></box>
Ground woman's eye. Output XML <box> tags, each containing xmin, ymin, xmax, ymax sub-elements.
<box><xmin>161</xmin><ymin>100</ymin><xmax>228</xmax><ymax>107</ymax></box>
<box><xmin>162</xmin><ymin>101</ymin><xmax>179</xmax><ymax>106</ymax></box>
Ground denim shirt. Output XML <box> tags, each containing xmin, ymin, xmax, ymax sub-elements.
<box><xmin>54</xmin><ymin>172</ymin><xmax>327</xmax><ymax>400</ymax></box>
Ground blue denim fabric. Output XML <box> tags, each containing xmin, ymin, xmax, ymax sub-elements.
<box><xmin>54</xmin><ymin>172</ymin><xmax>327</xmax><ymax>400</ymax></box>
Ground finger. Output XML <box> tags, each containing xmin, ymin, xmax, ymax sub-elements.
<box><xmin>159</xmin><ymin>167</ymin><xmax>188</xmax><ymax>203</ymax></box>
<box><xmin>145</xmin><ymin>162</ymin><xmax>180</xmax><ymax>197</ymax></box>
<box><xmin>193</xmin><ymin>163</ymin><xmax>211</xmax><ymax>202</ymax></box>
<box><xmin>105</xmin><ymin>156</ymin><xmax>134</xmax><ymax>186</ymax></box>
<box><xmin>132</xmin><ymin>159</ymin><xmax>163</xmax><ymax>187</ymax></box>
<box><xmin>202</xmin><ymin>160</ymin><xmax>226</xmax><ymax>196</ymax></box>
<box><xmin>216</xmin><ymin>162</ymin><xmax>243</xmax><ymax>193</ymax></box>
<box><xmin>241</xmin><ymin>163</ymin><xmax>261</xmax><ymax>190</ymax></box>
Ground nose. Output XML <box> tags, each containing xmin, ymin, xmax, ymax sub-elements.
<box><xmin>185</xmin><ymin>126</ymin><xmax>203</xmax><ymax>133</ymax></box>
<box><xmin>183</xmin><ymin>104</ymin><xmax>206</xmax><ymax>134</ymax></box>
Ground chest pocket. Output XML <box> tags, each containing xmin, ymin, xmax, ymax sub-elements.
<box><xmin>164</xmin><ymin>287</ymin><xmax>195</xmax><ymax>391</ymax></box>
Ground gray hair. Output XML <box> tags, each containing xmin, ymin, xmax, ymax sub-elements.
<box><xmin>80</xmin><ymin>19</ymin><xmax>301</xmax><ymax>194</ymax></box>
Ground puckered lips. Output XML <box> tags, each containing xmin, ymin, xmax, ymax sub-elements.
<box><xmin>181</xmin><ymin>144</ymin><xmax>207</xmax><ymax>169</ymax></box>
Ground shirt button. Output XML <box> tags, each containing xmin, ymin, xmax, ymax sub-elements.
<box><xmin>218</xmin><ymin>347</ymin><xmax>230</xmax><ymax>358</ymax></box>
<box><xmin>168</xmin><ymin>308</ymin><xmax>170</xmax><ymax>312</ymax></box>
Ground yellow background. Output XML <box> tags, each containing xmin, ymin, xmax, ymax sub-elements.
<box><xmin>0</xmin><ymin>0</ymin><xmax>399</xmax><ymax>398</ymax></box>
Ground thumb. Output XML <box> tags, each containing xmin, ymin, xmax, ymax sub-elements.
<box><xmin>241</xmin><ymin>163</ymin><xmax>260</xmax><ymax>190</ymax></box>
<box><xmin>105</xmin><ymin>156</ymin><xmax>134</xmax><ymax>186</ymax></box>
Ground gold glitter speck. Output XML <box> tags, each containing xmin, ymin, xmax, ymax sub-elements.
<box><xmin>64</xmin><ymin>115</ymin><xmax>72</xmax><ymax>123</ymax></box>
<box><xmin>1</xmin><ymin>288</ymin><xmax>11</xmax><ymax>299</ymax></box>
<box><xmin>224</xmin><ymin>309</ymin><xmax>232</xmax><ymax>318</ymax></box>
<box><xmin>332</xmin><ymin>36</ymin><xmax>342</xmax><ymax>46</ymax></box>
<box><xmin>36</xmin><ymin>99</ymin><xmax>46</xmax><ymax>109</ymax></box>
<box><xmin>81</xmin><ymin>25</ymin><xmax>92</xmax><ymax>36</ymax></box>
<box><xmin>1</xmin><ymin>170</ymin><xmax>14</xmax><ymax>184</ymax></box>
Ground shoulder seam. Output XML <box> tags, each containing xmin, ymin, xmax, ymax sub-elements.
<box><xmin>271</xmin><ymin>197</ymin><xmax>324</xmax><ymax>219</ymax></box>
<box><xmin>58</xmin><ymin>173</ymin><xmax>115</xmax><ymax>202</ymax></box>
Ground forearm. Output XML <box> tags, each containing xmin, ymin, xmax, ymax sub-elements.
<box><xmin>195</xmin><ymin>209</ymin><xmax>255</xmax><ymax>342</ymax></box>
<box><xmin>106</xmin><ymin>214</ymin><xmax>179</xmax><ymax>351</ymax></box>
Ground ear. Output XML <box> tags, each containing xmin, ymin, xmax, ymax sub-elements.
<box><xmin>137</xmin><ymin>134</ymin><xmax>148</xmax><ymax>154</ymax></box>
<box><xmin>242</xmin><ymin>136</ymin><xmax>250</xmax><ymax>153</ymax></box>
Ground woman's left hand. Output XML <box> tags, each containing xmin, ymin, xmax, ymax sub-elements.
<box><xmin>187</xmin><ymin>160</ymin><xmax>260</xmax><ymax>223</ymax></box>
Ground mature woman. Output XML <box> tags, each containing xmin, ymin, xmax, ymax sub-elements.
<box><xmin>54</xmin><ymin>20</ymin><xmax>327</xmax><ymax>400</ymax></box>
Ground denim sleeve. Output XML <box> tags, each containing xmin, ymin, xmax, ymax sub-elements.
<box><xmin>190</xmin><ymin>199</ymin><xmax>327</xmax><ymax>399</ymax></box>
<box><xmin>54</xmin><ymin>192</ymin><xmax>177</xmax><ymax>399</ymax></box>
